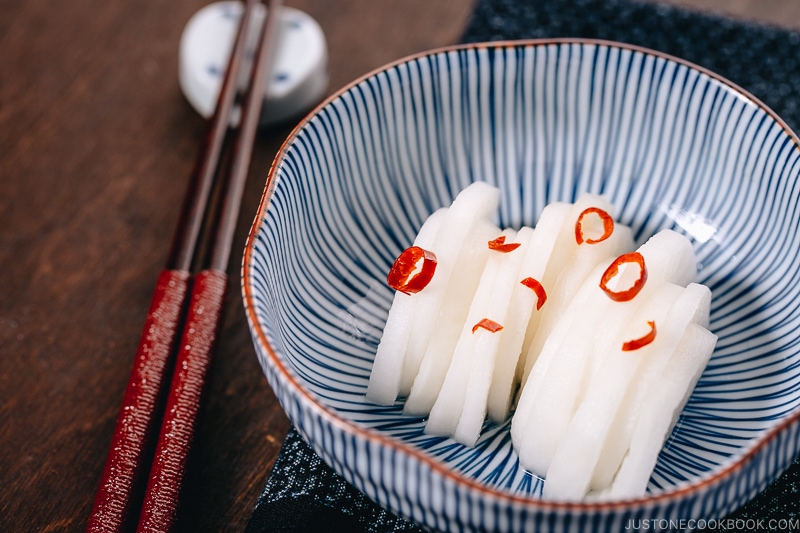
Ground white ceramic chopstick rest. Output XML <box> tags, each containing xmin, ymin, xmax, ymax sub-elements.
<box><xmin>179</xmin><ymin>1</ymin><xmax>328</xmax><ymax>126</ymax></box>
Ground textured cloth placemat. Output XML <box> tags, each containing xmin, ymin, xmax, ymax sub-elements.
<box><xmin>247</xmin><ymin>0</ymin><xmax>800</xmax><ymax>531</ymax></box>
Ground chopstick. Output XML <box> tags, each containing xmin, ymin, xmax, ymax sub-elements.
<box><xmin>136</xmin><ymin>1</ymin><xmax>282</xmax><ymax>530</ymax></box>
<box><xmin>87</xmin><ymin>1</ymin><xmax>281</xmax><ymax>531</ymax></box>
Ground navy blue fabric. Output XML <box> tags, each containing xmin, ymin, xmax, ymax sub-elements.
<box><xmin>245</xmin><ymin>427</ymin><xmax>426</xmax><ymax>532</ymax></box>
<box><xmin>247</xmin><ymin>1</ymin><xmax>800</xmax><ymax>530</ymax></box>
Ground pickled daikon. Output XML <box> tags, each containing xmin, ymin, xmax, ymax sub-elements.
<box><xmin>366</xmin><ymin>182</ymin><xmax>716</xmax><ymax>500</ymax></box>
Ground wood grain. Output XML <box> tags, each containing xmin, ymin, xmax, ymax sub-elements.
<box><xmin>2</xmin><ymin>1</ymin><xmax>800</xmax><ymax>531</ymax></box>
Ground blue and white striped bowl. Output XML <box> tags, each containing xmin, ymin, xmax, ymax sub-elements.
<box><xmin>242</xmin><ymin>40</ymin><xmax>800</xmax><ymax>532</ymax></box>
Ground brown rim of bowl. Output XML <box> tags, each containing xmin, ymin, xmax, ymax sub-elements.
<box><xmin>242</xmin><ymin>38</ymin><xmax>800</xmax><ymax>513</ymax></box>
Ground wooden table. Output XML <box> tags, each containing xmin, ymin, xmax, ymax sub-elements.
<box><xmin>3</xmin><ymin>1</ymin><xmax>799</xmax><ymax>530</ymax></box>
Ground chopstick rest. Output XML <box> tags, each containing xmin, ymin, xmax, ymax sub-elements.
<box><xmin>179</xmin><ymin>1</ymin><xmax>328</xmax><ymax>126</ymax></box>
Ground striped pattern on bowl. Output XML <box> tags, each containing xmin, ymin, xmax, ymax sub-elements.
<box><xmin>243</xmin><ymin>40</ymin><xmax>800</xmax><ymax>532</ymax></box>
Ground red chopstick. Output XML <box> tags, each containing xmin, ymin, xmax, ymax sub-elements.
<box><xmin>136</xmin><ymin>1</ymin><xmax>282</xmax><ymax>530</ymax></box>
<box><xmin>87</xmin><ymin>1</ymin><xmax>280</xmax><ymax>531</ymax></box>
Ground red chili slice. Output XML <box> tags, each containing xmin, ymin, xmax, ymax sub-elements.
<box><xmin>622</xmin><ymin>321</ymin><xmax>657</xmax><ymax>351</ymax></box>
<box><xmin>575</xmin><ymin>207</ymin><xmax>615</xmax><ymax>245</ymax></box>
<box><xmin>472</xmin><ymin>318</ymin><xmax>504</xmax><ymax>334</ymax></box>
<box><xmin>488</xmin><ymin>235</ymin><xmax>521</xmax><ymax>253</ymax></box>
<box><xmin>520</xmin><ymin>277</ymin><xmax>547</xmax><ymax>310</ymax></box>
<box><xmin>599</xmin><ymin>252</ymin><xmax>648</xmax><ymax>302</ymax></box>
<box><xmin>386</xmin><ymin>246</ymin><xmax>437</xmax><ymax>295</ymax></box>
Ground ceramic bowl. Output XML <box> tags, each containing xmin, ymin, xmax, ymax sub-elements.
<box><xmin>242</xmin><ymin>39</ymin><xmax>800</xmax><ymax>532</ymax></box>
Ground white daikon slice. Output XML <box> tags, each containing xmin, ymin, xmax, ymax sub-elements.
<box><xmin>518</xmin><ymin>196</ymin><xmax>609</xmax><ymax>371</ymax></box>
<box><xmin>589</xmin><ymin>282</ymin><xmax>711</xmax><ymax>491</ymax></box>
<box><xmin>509</xmin><ymin>262</ymin><xmax>609</xmax><ymax>461</ymax></box>
<box><xmin>542</xmin><ymin>283</ymin><xmax>684</xmax><ymax>500</ymax></box>
<box><xmin>452</xmin><ymin>227</ymin><xmax>535</xmax><ymax>445</ymax></box>
<box><xmin>487</xmin><ymin>203</ymin><xmax>572</xmax><ymax>422</ymax></box>
<box><xmin>366</xmin><ymin>208</ymin><xmax>448</xmax><ymax>405</ymax></box>
<box><xmin>403</xmin><ymin>218</ymin><xmax>499</xmax><ymax>415</ymax></box>
<box><xmin>399</xmin><ymin>182</ymin><xmax>500</xmax><ymax>395</ymax></box>
<box><xmin>514</xmin><ymin>265</ymin><xmax>658</xmax><ymax>477</ymax></box>
<box><xmin>540</xmin><ymin>193</ymin><xmax>609</xmax><ymax>286</ymax></box>
<box><xmin>419</xmin><ymin>228</ymin><xmax>518</xmax><ymax>425</ymax></box>
<box><xmin>634</xmin><ymin>229</ymin><xmax>697</xmax><ymax>288</ymax></box>
<box><xmin>511</xmin><ymin>220</ymin><xmax>635</xmax><ymax>458</ymax></box>
<box><xmin>520</xmin><ymin>195</ymin><xmax>634</xmax><ymax>384</ymax></box>
<box><xmin>605</xmin><ymin>323</ymin><xmax>717</xmax><ymax>499</ymax></box>
<box><xmin>514</xmin><ymin>229</ymin><xmax>697</xmax><ymax>476</ymax></box>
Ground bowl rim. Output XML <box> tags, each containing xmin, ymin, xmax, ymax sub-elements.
<box><xmin>242</xmin><ymin>37</ymin><xmax>800</xmax><ymax>512</ymax></box>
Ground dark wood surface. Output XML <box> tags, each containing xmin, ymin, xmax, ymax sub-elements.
<box><xmin>3</xmin><ymin>1</ymin><xmax>800</xmax><ymax>531</ymax></box>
